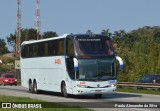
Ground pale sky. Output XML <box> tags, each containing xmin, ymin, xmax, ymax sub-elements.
<box><xmin>0</xmin><ymin>0</ymin><xmax>160</xmax><ymax>41</ymax></box>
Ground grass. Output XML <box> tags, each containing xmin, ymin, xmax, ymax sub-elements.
<box><xmin>117</xmin><ymin>87</ymin><xmax>160</xmax><ymax>95</ymax></box>
<box><xmin>0</xmin><ymin>95</ymin><xmax>93</xmax><ymax>111</ymax></box>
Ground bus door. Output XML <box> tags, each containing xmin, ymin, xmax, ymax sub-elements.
<box><xmin>65</xmin><ymin>38</ymin><xmax>76</xmax><ymax>94</ymax></box>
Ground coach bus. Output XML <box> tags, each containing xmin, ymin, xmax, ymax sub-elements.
<box><xmin>20</xmin><ymin>34</ymin><xmax>123</xmax><ymax>98</ymax></box>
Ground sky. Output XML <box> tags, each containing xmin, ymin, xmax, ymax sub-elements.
<box><xmin>0</xmin><ymin>0</ymin><xmax>160</xmax><ymax>42</ymax></box>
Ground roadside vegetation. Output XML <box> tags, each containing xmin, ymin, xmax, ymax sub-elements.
<box><xmin>0</xmin><ymin>56</ymin><xmax>15</xmax><ymax>73</ymax></box>
<box><xmin>0</xmin><ymin>95</ymin><xmax>92</xmax><ymax>111</ymax></box>
<box><xmin>117</xmin><ymin>87</ymin><xmax>160</xmax><ymax>95</ymax></box>
<box><xmin>114</xmin><ymin>26</ymin><xmax>160</xmax><ymax>82</ymax></box>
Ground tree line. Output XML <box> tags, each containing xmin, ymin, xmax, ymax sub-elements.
<box><xmin>0</xmin><ymin>28</ymin><xmax>58</xmax><ymax>55</ymax></box>
<box><xmin>113</xmin><ymin>26</ymin><xmax>160</xmax><ymax>82</ymax></box>
<box><xmin>1</xmin><ymin>26</ymin><xmax>160</xmax><ymax>82</ymax></box>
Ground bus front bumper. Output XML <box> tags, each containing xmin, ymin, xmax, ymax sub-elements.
<box><xmin>74</xmin><ymin>86</ymin><xmax>116</xmax><ymax>95</ymax></box>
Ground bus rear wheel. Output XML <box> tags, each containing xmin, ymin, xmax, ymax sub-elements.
<box><xmin>62</xmin><ymin>82</ymin><xmax>68</xmax><ymax>97</ymax></box>
<box><xmin>29</xmin><ymin>81</ymin><xmax>33</xmax><ymax>93</ymax></box>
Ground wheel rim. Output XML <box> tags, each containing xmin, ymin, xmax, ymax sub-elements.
<box><xmin>29</xmin><ymin>83</ymin><xmax>32</xmax><ymax>92</ymax></box>
<box><xmin>33</xmin><ymin>82</ymin><xmax>37</xmax><ymax>93</ymax></box>
<box><xmin>63</xmin><ymin>83</ymin><xmax>67</xmax><ymax>97</ymax></box>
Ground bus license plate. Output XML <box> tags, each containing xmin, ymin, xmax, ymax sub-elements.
<box><xmin>95</xmin><ymin>90</ymin><xmax>102</xmax><ymax>94</ymax></box>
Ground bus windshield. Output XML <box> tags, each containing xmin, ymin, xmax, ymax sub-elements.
<box><xmin>78</xmin><ymin>59</ymin><xmax>115</xmax><ymax>81</ymax></box>
<box><xmin>75</xmin><ymin>38</ymin><xmax>114</xmax><ymax>57</ymax></box>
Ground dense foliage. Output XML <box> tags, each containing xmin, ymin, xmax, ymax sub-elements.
<box><xmin>112</xmin><ymin>26</ymin><xmax>160</xmax><ymax>82</ymax></box>
<box><xmin>0</xmin><ymin>38</ymin><xmax>9</xmax><ymax>55</ymax></box>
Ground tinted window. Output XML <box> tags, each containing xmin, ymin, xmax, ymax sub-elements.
<box><xmin>57</xmin><ymin>39</ymin><xmax>64</xmax><ymax>55</ymax></box>
<box><xmin>139</xmin><ymin>75</ymin><xmax>154</xmax><ymax>83</ymax></box>
<box><xmin>75</xmin><ymin>38</ymin><xmax>114</xmax><ymax>57</ymax></box>
<box><xmin>21</xmin><ymin>39</ymin><xmax>65</xmax><ymax>58</ymax></box>
<box><xmin>38</xmin><ymin>42</ymin><xmax>45</xmax><ymax>57</ymax></box>
<box><xmin>66</xmin><ymin>38</ymin><xmax>74</xmax><ymax>56</ymax></box>
<box><xmin>4</xmin><ymin>74</ymin><xmax>14</xmax><ymax>78</ymax></box>
<box><xmin>48</xmin><ymin>41</ymin><xmax>57</xmax><ymax>56</ymax></box>
<box><xmin>33</xmin><ymin>44</ymin><xmax>38</xmax><ymax>57</ymax></box>
<box><xmin>156</xmin><ymin>75</ymin><xmax>160</xmax><ymax>83</ymax></box>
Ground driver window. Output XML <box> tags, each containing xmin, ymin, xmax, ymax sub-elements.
<box><xmin>67</xmin><ymin>39</ymin><xmax>74</xmax><ymax>56</ymax></box>
<box><xmin>66</xmin><ymin>38</ymin><xmax>75</xmax><ymax>80</ymax></box>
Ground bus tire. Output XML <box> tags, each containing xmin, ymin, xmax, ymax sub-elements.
<box><xmin>29</xmin><ymin>80</ymin><xmax>33</xmax><ymax>93</ymax></box>
<box><xmin>95</xmin><ymin>94</ymin><xmax>102</xmax><ymax>98</ymax></box>
<box><xmin>33</xmin><ymin>80</ymin><xmax>39</xmax><ymax>94</ymax></box>
<box><xmin>62</xmin><ymin>82</ymin><xmax>68</xmax><ymax>97</ymax></box>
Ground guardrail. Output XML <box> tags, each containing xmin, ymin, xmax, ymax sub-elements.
<box><xmin>117</xmin><ymin>82</ymin><xmax>160</xmax><ymax>89</ymax></box>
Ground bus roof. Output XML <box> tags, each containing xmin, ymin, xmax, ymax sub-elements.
<box><xmin>21</xmin><ymin>34</ymin><xmax>68</xmax><ymax>45</ymax></box>
<box><xmin>21</xmin><ymin>34</ymin><xmax>110</xmax><ymax>45</ymax></box>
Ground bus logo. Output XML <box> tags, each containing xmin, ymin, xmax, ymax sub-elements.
<box><xmin>97</xmin><ymin>84</ymin><xmax>100</xmax><ymax>87</ymax></box>
<box><xmin>80</xmin><ymin>81</ymin><xmax>86</xmax><ymax>84</ymax></box>
<box><xmin>54</xmin><ymin>59</ymin><xmax>61</xmax><ymax>64</ymax></box>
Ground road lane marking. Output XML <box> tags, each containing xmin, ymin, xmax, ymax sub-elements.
<box><xmin>131</xmin><ymin>108</ymin><xmax>153</xmax><ymax>111</ymax></box>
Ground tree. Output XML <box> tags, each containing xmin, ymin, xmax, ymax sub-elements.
<box><xmin>101</xmin><ymin>29</ymin><xmax>112</xmax><ymax>37</ymax></box>
<box><xmin>86</xmin><ymin>29</ymin><xmax>93</xmax><ymax>34</ymax></box>
<box><xmin>7</xmin><ymin>33</ymin><xmax>16</xmax><ymax>48</ymax></box>
<box><xmin>7</xmin><ymin>28</ymin><xmax>37</xmax><ymax>48</ymax></box>
<box><xmin>0</xmin><ymin>38</ymin><xmax>8</xmax><ymax>55</ymax></box>
<box><xmin>42</xmin><ymin>31</ymin><xmax>58</xmax><ymax>39</ymax></box>
<box><xmin>24</xmin><ymin>28</ymin><xmax>37</xmax><ymax>41</ymax></box>
<box><xmin>119</xmin><ymin>30</ymin><xmax>126</xmax><ymax>38</ymax></box>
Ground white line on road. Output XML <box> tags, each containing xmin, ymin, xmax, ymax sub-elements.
<box><xmin>131</xmin><ymin>108</ymin><xmax>153</xmax><ymax>111</ymax></box>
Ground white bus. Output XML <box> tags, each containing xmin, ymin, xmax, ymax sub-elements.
<box><xmin>20</xmin><ymin>34</ymin><xmax>123</xmax><ymax>98</ymax></box>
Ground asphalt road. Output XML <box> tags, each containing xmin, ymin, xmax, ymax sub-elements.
<box><xmin>0</xmin><ymin>86</ymin><xmax>160</xmax><ymax>111</ymax></box>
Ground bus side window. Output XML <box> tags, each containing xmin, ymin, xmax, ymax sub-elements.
<box><xmin>38</xmin><ymin>42</ymin><xmax>45</xmax><ymax>57</ymax></box>
<box><xmin>57</xmin><ymin>39</ymin><xmax>64</xmax><ymax>55</ymax></box>
<box><xmin>67</xmin><ymin>39</ymin><xmax>74</xmax><ymax>56</ymax></box>
<box><xmin>21</xmin><ymin>45</ymin><xmax>25</xmax><ymax>58</ymax></box>
<box><xmin>33</xmin><ymin>44</ymin><xmax>38</xmax><ymax>57</ymax></box>
<box><xmin>29</xmin><ymin>45</ymin><xmax>33</xmax><ymax>57</ymax></box>
<box><xmin>45</xmin><ymin>42</ymin><xmax>48</xmax><ymax>56</ymax></box>
<box><xmin>48</xmin><ymin>41</ymin><xmax>57</xmax><ymax>56</ymax></box>
<box><xmin>26</xmin><ymin>45</ymin><xmax>29</xmax><ymax>58</ymax></box>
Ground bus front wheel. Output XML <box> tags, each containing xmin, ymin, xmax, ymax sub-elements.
<box><xmin>62</xmin><ymin>82</ymin><xmax>68</xmax><ymax>97</ymax></box>
<box><xmin>33</xmin><ymin>80</ymin><xmax>39</xmax><ymax>94</ymax></box>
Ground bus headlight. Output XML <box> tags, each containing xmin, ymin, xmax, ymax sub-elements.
<box><xmin>111</xmin><ymin>84</ymin><xmax>116</xmax><ymax>87</ymax></box>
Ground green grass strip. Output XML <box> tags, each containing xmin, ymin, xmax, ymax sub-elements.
<box><xmin>0</xmin><ymin>95</ymin><xmax>93</xmax><ymax>111</ymax></box>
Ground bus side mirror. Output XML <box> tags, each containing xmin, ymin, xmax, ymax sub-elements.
<box><xmin>116</xmin><ymin>56</ymin><xmax>124</xmax><ymax>70</ymax></box>
<box><xmin>73</xmin><ymin>58</ymin><xmax>78</xmax><ymax>72</ymax></box>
